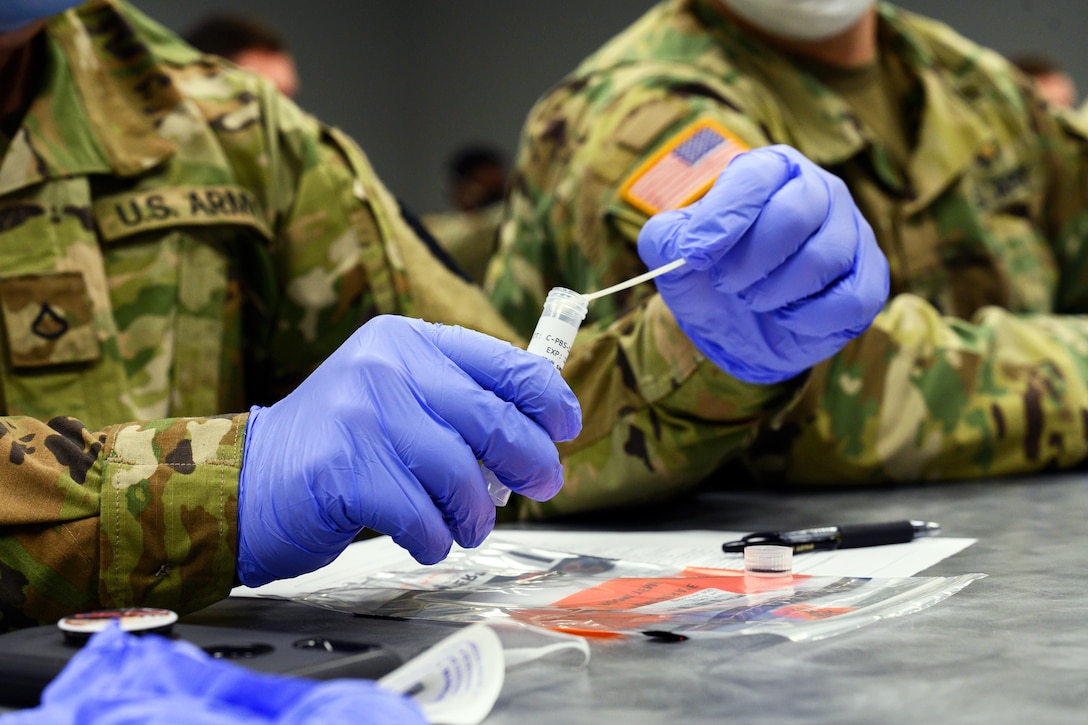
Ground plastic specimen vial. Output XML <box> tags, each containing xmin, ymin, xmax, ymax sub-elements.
<box><xmin>486</xmin><ymin>287</ymin><xmax>589</xmax><ymax>506</ymax></box>
<box><xmin>526</xmin><ymin>287</ymin><xmax>589</xmax><ymax>372</ymax></box>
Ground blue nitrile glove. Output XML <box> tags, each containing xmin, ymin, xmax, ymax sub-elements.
<box><xmin>0</xmin><ymin>624</ymin><xmax>425</xmax><ymax>725</ymax></box>
<box><xmin>637</xmin><ymin>144</ymin><xmax>889</xmax><ymax>384</ymax></box>
<box><xmin>236</xmin><ymin>315</ymin><xmax>582</xmax><ymax>587</ymax></box>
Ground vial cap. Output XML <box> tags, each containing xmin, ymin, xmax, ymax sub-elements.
<box><xmin>543</xmin><ymin>287</ymin><xmax>588</xmax><ymax>322</ymax></box>
<box><xmin>743</xmin><ymin>545</ymin><xmax>793</xmax><ymax>578</ymax></box>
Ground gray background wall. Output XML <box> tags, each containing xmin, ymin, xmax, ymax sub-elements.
<box><xmin>132</xmin><ymin>1</ymin><xmax>1088</xmax><ymax>214</ymax></box>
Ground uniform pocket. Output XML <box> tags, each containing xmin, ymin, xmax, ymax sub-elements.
<box><xmin>0</xmin><ymin>272</ymin><xmax>100</xmax><ymax>368</ymax></box>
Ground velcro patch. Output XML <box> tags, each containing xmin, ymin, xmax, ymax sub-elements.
<box><xmin>94</xmin><ymin>186</ymin><xmax>271</xmax><ymax>243</ymax></box>
<box><xmin>619</xmin><ymin>120</ymin><xmax>749</xmax><ymax>216</ymax></box>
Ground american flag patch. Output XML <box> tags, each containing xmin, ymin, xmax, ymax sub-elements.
<box><xmin>620</xmin><ymin>120</ymin><xmax>749</xmax><ymax>216</ymax></box>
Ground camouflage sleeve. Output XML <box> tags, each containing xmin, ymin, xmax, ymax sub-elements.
<box><xmin>212</xmin><ymin>82</ymin><xmax>386</xmax><ymax>402</ymax></box>
<box><xmin>0</xmin><ymin>414</ymin><xmax>243</xmax><ymax>631</ymax></box>
<box><xmin>245</xmin><ymin>86</ymin><xmax>520</xmax><ymax>404</ymax></box>
<box><xmin>752</xmin><ymin>296</ymin><xmax>1088</xmax><ymax>482</ymax></box>
<box><xmin>754</xmin><ymin>89</ymin><xmax>1088</xmax><ymax>482</ymax></box>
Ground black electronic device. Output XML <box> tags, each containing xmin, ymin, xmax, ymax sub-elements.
<box><xmin>0</xmin><ymin>621</ymin><xmax>402</xmax><ymax>707</ymax></box>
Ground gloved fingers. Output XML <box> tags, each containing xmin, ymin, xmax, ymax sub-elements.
<box><xmin>677</xmin><ymin>145</ymin><xmax>796</xmax><ymax>268</ymax></box>
<box><xmin>425</xmin><ymin>321</ymin><xmax>582</xmax><ymax>442</ymax></box>
<box><xmin>416</xmin><ymin>364</ymin><xmax>567</xmax><ymax>502</ymax></box>
<box><xmin>398</xmin><ymin>417</ymin><xmax>496</xmax><ymax>550</ymax></box>
<box><xmin>637</xmin><ymin>208</ymin><xmax>691</xmax><ymax>270</ymax></box>
<box><xmin>773</xmin><ymin>215</ymin><xmax>889</xmax><ymax>336</ymax></box>
<box><xmin>278</xmin><ymin>449</ymin><xmax>457</xmax><ymax>568</ymax></box>
<box><xmin>473</xmin><ymin>401</ymin><xmax>565</xmax><ymax>501</ymax></box>
<box><xmin>729</xmin><ymin>174</ymin><xmax>856</xmax><ymax>311</ymax></box>
<box><xmin>387</xmin><ymin>319</ymin><xmax>571</xmax><ymax>504</ymax></box>
<box><xmin>709</xmin><ymin>166</ymin><xmax>835</xmax><ymax>296</ymax></box>
<box><xmin>377</xmin><ymin>478</ymin><xmax>457</xmax><ymax>566</ymax></box>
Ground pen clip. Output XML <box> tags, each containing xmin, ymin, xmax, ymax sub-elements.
<box><xmin>722</xmin><ymin>532</ymin><xmax>841</xmax><ymax>554</ymax></box>
<box><xmin>721</xmin><ymin>532</ymin><xmax>784</xmax><ymax>553</ymax></box>
<box><xmin>738</xmin><ymin>532</ymin><xmax>784</xmax><ymax>546</ymax></box>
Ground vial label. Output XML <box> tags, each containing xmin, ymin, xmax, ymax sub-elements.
<box><xmin>527</xmin><ymin>317</ymin><xmax>580</xmax><ymax>371</ymax></box>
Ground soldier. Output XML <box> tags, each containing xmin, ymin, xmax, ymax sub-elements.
<box><xmin>0</xmin><ymin>0</ymin><xmax>579</xmax><ymax>633</ymax></box>
<box><xmin>0</xmin><ymin>0</ymin><xmax>885</xmax><ymax>631</ymax></box>
<box><xmin>488</xmin><ymin>0</ymin><xmax>1088</xmax><ymax>501</ymax></box>
<box><xmin>422</xmin><ymin>145</ymin><xmax>510</xmax><ymax>285</ymax></box>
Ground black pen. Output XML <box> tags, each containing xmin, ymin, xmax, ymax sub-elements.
<box><xmin>722</xmin><ymin>520</ymin><xmax>941</xmax><ymax>554</ymax></box>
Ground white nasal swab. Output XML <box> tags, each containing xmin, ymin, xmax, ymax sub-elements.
<box><xmin>582</xmin><ymin>258</ymin><xmax>687</xmax><ymax>301</ymax></box>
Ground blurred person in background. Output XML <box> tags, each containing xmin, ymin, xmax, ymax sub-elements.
<box><xmin>184</xmin><ymin>11</ymin><xmax>299</xmax><ymax>98</ymax></box>
<box><xmin>423</xmin><ymin>144</ymin><xmax>510</xmax><ymax>285</ymax></box>
<box><xmin>1011</xmin><ymin>52</ymin><xmax>1078</xmax><ymax>109</ymax></box>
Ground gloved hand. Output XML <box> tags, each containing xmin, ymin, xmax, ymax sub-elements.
<box><xmin>3</xmin><ymin>624</ymin><xmax>425</xmax><ymax>725</ymax></box>
<box><xmin>236</xmin><ymin>315</ymin><xmax>581</xmax><ymax>587</ymax></box>
<box><xmin>637</xmin><ymin>144</ymin><xmax>889</xmax><ymax>384</ymax></box>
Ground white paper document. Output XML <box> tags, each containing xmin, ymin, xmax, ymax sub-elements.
<box><xmin>232</xmin><ymin>528</ymin><xmax>975</xmax><ymax>601</ymax></box>
<box><xmin>492</xmin><ymin>529</ymin><xmax>975</xmax><ymax>577</ymax></box>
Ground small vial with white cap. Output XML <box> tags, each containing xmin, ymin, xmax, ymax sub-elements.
<box><xmin>485</xmin><ymin>287</ymin><xmax>589</xmax><ymax>505</ymax></box>
<box><xmin>526</xmin><ymin>287</ymin><xmax>590</xmax><ymax>372</ymax></box>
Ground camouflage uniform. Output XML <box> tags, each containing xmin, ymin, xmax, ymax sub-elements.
<box><xmin>0</xmin><ymin>0</ymin><xmax>520</xmax><ymax>630</ymax></box>
<box><xmin>421</xmin><ymin>202</ymin><xmax>503</xmax><ymax>285</ymax></box>
<box><xmin>488</xmin><ymin>1</ymin><xmax>1088</xmax><ymax>502</ymax></box>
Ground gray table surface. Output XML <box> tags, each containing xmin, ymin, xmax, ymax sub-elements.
<box><xmin>180</xmin><ymin>472</ymin><xmax>1088</xmax><ymax>724</ymax></box>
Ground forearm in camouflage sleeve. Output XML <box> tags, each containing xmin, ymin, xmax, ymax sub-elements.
<box><xmin>0</xmin><ymin>414</ymin><xmax>243</xmax><ymax>630</ymax></box>
<box><xmin>512</xmin><ymin>295</ymin><xmax>804</xmax><ymax>519</ymax></box>
<box><xmin>745</xmin><ymin>294</ymin><xmax>1088</xmax><ymax>482</ymax></box>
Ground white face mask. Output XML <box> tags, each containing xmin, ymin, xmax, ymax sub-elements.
<box><xmin>718</xmin><ymin>0</ymin><xmax>874</xmax><ymax>42</ymax></box>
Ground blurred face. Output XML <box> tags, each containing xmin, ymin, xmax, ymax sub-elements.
<box><xmin>452</xmin><ymin>163</ymin><xmax>507</xmax><ymax>211</ymax></box>
<box><xmin>232</xmin><ymin>48</ymin><xmax>299</xmax><ymax>99</ymax></box>
<box><xmin>1033</xmin><ymin>72</ymin><xmax>1077</xmax><ymax>109</ymax></box>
